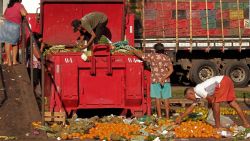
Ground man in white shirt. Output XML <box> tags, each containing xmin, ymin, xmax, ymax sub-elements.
<box><xmin>176</xmin><ymin>75</ymin><xmax>250</xmax><ymax>128</ymax></box>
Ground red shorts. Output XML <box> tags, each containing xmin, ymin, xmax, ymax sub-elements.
<box><xmin>214</xmin><ymin>76</ymin><xmax>236</xmax><ymax>103</ymax></box>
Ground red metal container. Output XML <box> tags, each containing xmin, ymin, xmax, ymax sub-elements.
<box><xmin>44</xmin><ymin>44</ymin><xmax>151</xmax><ymax>117</ymax></box>
<box><xmin>41</xmin><ymin>0</ymin><xmax>148</xmax><ymax>117</ymax></box>
<box><xmin>40</xmin><ymin>0</ymin><xmax>134</xmax><ymax>46</ymax></box>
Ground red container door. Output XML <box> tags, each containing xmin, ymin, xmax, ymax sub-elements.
<box><xmin>78</xmin><ymin>69</ymin><xmax>124</xmax><ymax>107</ymax></box>
<box><xmin>125</xmin><ymin>63</ymin><xmax>143</xmax><ymax>99</ymax></box>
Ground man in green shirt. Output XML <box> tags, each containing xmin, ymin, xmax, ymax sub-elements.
<box><xmin>71</xmin><ymin>12</ymin><xmax>108</xmax><ymax>49</ymax></box>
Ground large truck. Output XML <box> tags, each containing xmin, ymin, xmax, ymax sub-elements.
<box><xmin>133</xmin><ymin>0</ymin><xmax>250</xmax><ymax>87</ymax></box>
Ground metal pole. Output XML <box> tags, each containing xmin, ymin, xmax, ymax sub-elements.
<box><xmin>160</xmin><ymin>0</ymin><xmax>165</xmax><ymax>38</ymax></box>
<box><xmin>220</xmin><ymin>0</ymin><xmax>225</xmax><ymax>52</ymax></box>
<box><xmin>41</xmin><ymin>55</ymin><xmax>45</xmax><ymax>125</ymax></box>
<box><xmin>189</xmin><ymin>0</ymin><xmax>193</xmax><ymax>52</ymax></box>
<box><xmin>237</xmin><ymin>0</ymin><xmax>242</xmax><ymax>52</ymax></box>
<box><xmin>205</xmin><ymin>0</ymin><xmax>210</xmax><ymax>51</ymax></box>
<box><xmin>142</xmin><ymin>0</ymin><xmax>145</xmax><ymax>52</ymax></box>
<box><xmin>30</xmin><ymin>35</ymin><xmax>34</xmax><ymax>93</ymax></box>
<box><xmin>175</xmin><ymin>0</ymin><xmax>179</xmax><ymax>52</ymax></box>
<box><xmin>21</xmin><ymin>18</ymin><xmax>26</xmax><ymax>64</ymax></box>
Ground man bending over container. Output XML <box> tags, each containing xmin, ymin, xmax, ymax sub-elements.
<box><xmin>175</xmin><ymin>75</ymin><xmax>250</xmax><ymax>128</ymax></box>
<box><xmin>132</xmin><ymin>43</ymin><xmax>173</xmax><ymax>118</ymax></box>
<box><xmin>71</xmin><ymin>12</ymin><xmax>108</xmax><ymax>49</ymax></box>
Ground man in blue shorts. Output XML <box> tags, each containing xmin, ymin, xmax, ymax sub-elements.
<box><xmin>132</xmin><ymin>43</ymin><xmax>173</xmax><ymax>118</ymax></box>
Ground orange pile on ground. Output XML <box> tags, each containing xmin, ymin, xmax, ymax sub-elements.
<box><xmin>174</xmin><ymin>121</ymin><xmax>221</xmax><ymax>139</ymax></box>
<box><xmin>80</xmin><ymin>123</ymin><xmax>141</xmax><ymax>140</ymax></box>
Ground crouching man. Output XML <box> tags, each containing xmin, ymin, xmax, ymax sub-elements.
<box><xmin>175</xmin><ymin>75</ymin><xmax>250</xmax><ymax>128</ymax></box>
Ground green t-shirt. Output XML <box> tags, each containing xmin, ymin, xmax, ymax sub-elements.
<box><xmin>80</xmin><ymin>12</ymin><xmax>107</xmax><ymax>33</ymax></box>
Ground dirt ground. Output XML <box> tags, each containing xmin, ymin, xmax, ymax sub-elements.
<box><xmin>0</xmin><ymin>65</ymin><xmax>47</xmax><ymax>140</ymax></box>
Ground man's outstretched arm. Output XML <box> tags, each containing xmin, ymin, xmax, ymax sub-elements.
<box><xmin>175</xmin><ymin>103</ymin><xmax>196</xmax><ymax>124</ymax></box>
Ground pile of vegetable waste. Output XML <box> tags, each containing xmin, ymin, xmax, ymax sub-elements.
<box><xmin>176</xmin><ymin>107</ymin><xmax>250</xmax><ymax>116</ymax></box>
<box><xmin>32</xmin><ymin>113</ymin><xmax>250</xmax><ymax>141</ymax></box>
<box><xmin>43</xmin><ymin>36</ymin><xmax>141</xmax><ymax>57</ymax></box>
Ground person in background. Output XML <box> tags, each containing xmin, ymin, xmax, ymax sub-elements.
<box><xmin>0</xmin><ymin>0</ymin><xmax>27</xmax><ymax>66</ymax></box>
<box><xmin>132</xmin><ymin>43</ymin><xmax>174</xmax><ymax>118</ymax></box>
<box><xmin>71</xmin><ymin>12</ymin><xmax>108</xmax><ymax>49</ymax></box>
<box><xmin>26</xmin><ymin>32</ymin><xmax>44</xmax><ymax>94</ymax></box>
<box><xmin>176</xmin><ymin>75</ymin><xmax>250</xmax><ymax>128</ymax></box>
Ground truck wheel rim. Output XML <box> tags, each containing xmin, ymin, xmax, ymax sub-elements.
<box><xmin>198</xmin><ymin>66</ymin><xmax>214</xmax><ymax>81</ymax></box>
<box><xmin>229</xmin><ymin>67</ymin><xmax>246</xmax><ymax>83</ymax></box>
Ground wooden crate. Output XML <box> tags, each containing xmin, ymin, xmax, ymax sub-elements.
<box><xmin>44</xmin><ymin>112</ymin><xmax>66</xmax><ymax>123</ymax></box>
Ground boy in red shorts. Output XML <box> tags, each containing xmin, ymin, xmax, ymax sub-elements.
<box><xmin>176</xmin><ymin>75</ymin><xmax>250</xmax><ymax>128</ymax></box>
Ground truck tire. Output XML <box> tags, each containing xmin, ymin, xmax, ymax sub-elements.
<box><xmin>190</xmin><ymin>60</ymin><xmax>219</xmax><ymax>84</ymax></box>
<box><xmin>224</xmin><ymin>61</ymin><xmax>250</xmax><ymax>87</ymax></box>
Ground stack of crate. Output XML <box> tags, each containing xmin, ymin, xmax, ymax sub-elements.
<box><xmin>141</xmin><ymin>1</ymin><xmax>249</xmax><ymax>38</ymax></box>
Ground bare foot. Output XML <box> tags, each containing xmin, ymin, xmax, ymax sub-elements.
<box><xmin>13</xmin><ymin>61</ymin><xmax>19</xmax><ymax>65</ymax></box>
<box><xmin>13</xmin><ymin>62</ymin><xmax>20</xmax><ymax>65</ymax></box>
<box><xmin>7</xmin><ymin>61</ymin><xmax>12</xmax><ymax>66</ymax></box>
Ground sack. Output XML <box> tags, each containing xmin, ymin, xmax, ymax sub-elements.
<box><xmin>206</xmin><ymin>109</ymin><xmax>234</xmax><ymax>128</ymax></box>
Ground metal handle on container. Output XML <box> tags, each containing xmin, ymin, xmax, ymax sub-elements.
<box><xmin>90</xmin><ymin>44</ymin><xmax>112</xmax><ymax>75</ymax></box>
